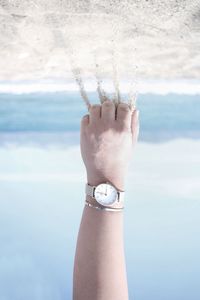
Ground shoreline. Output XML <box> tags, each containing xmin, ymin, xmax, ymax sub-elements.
<box><xmin>0</xmin><ymin>79</ymin><xmax>200</xmax><ymax>95</ymax></box>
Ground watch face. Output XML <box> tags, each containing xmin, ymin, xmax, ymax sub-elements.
<box><xmin>94</xmin><ymin>183</ymin><xmax>118</xmax><ymax>206</ymax></box>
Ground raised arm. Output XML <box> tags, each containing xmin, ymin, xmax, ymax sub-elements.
<box><xmin>73</xmin><ymin>100</ymin><xmax>139</xmax><ymax>300</ymax></box>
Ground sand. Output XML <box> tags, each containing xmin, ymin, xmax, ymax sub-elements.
<box><xmin>0</xmin><ymin>0</ymin><xmax>200</xmax><ymax>82</ymax></box>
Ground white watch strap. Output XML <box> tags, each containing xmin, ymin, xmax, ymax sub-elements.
<box><xmin>85</xmin><ymin>183</ymin><xmax>125</xmax><ymax>203</ymax></box>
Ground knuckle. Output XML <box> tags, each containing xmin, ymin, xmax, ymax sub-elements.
<box><xmin>118</xmin><ymin>103</ymin><xmax>130</xmax><ymax>112</ymax></box>
<box><xmin>103</xmin><ymin>100</ymin><xmax>113</xmax><ymax>107</ymax></box>
<box><xmin>116</xmin><ymin>119</ymin><xmax>129</xmax><ymax>128</ymax></box>
<box><xmin>122</xmin><ymin>121</ymin><xmax>131</xmax><ymax>130</ymax></box>
<box><xmin>89</xmin><ymin>104</ymin><xmax>99</xmax><ymax>113</ymax></box>
<box><xmin>81</xmin><ymin>114</ymin><xmax>89</xmax><ymax>123</ymax></box>
<box><xmin>91</xmin><ymin>104</ymin><xmax>100</xmax><ymax>110</ymax></box>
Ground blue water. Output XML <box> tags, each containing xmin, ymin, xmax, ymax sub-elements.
<box><xmin>0</xmin><ymin>92</ymin><xmax>200</xmax><ymax>141</ymax></box>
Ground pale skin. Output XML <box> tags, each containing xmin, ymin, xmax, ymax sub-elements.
<box><xmin>73</xmin><ymin>100</ymin><xmax>139</xmax><ymax>300</ymax></box>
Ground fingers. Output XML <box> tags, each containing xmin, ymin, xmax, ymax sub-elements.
<box><xmin>89</xmin><ymin>104</ymin><xmax>101</xmax><ymax>124</ymax></box>
<box><xmin>81</xmin><ymin>114</ymin><xmax>89</xmax><ymax>130</ymax></box>
<box><xmin>116</xmin><ymin>103</ymin><xmax>132</xmax><ymax>129</ymax></box>
<box><xmin>131</xmin><ymin>110</ymin><xmax>139</xmax><ymax>143</ymax></box>
<box><xmin>81</xmin><ymin>104</ymin><xmax>101</xmax><ymax>129</ymax></box>
<box><xmin>101</xmin><ymin>100</ymin><xmax>115</xmax><ymax>121</ymax></box>
<box><xmin>82</xmin><ymin>102</ymin><xmax>139</xmax><ymax>142</ymax></box>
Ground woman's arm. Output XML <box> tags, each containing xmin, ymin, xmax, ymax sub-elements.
<box><xmin>73</xmin><ymin>100</ymin><xmax>139</xmax><ymax>300</ymax></box>
<box><xmin>73</xmin><ymin>200</ymin><xmax>127</xmax><ymax>300</ymax></box>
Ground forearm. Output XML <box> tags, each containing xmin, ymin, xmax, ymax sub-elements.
<box><xmin>73</xmin><ymin>101</ymin><xmax>139</xmax><ymax>299</ymax></box>
<box><xmin>73</xmin><ymin>195</ymin><xmax>128</xmax><ymax>300</ymax></box>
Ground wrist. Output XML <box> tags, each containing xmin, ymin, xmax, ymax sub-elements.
<box><xmin>87</xmin><ymin>173</ymin><xmax>125</xmax><ymax>191</ymax></box>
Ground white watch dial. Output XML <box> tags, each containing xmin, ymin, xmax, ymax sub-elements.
<box><xmin>94</xmin><ymin>183</ymin><xmax>118</xmax><ymax>206</ymax></box>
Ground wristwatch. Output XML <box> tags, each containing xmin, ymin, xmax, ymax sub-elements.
<box><xmin>85</xmin><ymin>182</ymin><xmax>125</xmax><ymax>211</ymax></box>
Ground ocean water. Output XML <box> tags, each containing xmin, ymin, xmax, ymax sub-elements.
<box><xmin>0</xmin><ymin>92</ymin><xmax>200</xmax><ymax>300</ymax></box>
<box><xmin>0</xmin><ymin>92</ymin><xmax>200</xmax><ymax>141</ymax></box>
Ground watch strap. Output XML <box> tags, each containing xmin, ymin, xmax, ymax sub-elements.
<box><xmin>85</xmin><ymin>183</ymin><xmax>95</xmax><ymax>198</ymax></box>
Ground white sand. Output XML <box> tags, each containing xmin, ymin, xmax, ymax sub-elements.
<box><xmin>0</xmin><ymin>0</ymin><xmax>200</xmax><ymax>81</ymax></box>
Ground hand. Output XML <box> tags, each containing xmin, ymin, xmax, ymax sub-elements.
<box><xmin>80</xmin><ymin>100</ymin><xmax>139</xmax><ymax>190</ymax></box>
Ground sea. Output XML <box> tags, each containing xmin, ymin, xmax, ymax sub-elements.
<box><xmin>0</xmin><ymin>91</ymin><xmax>200</xmax><ymax>300</ymax></box>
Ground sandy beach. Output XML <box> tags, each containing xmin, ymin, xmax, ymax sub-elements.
<box><xmin>0</xmin><ymin>0</ymin><xmax>200</xmax><ymax>81</ymax></box>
